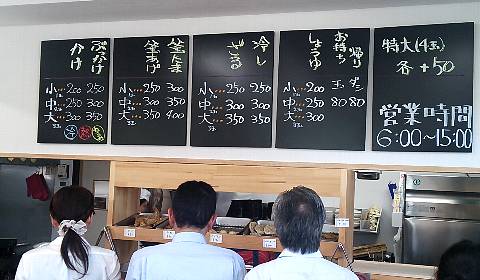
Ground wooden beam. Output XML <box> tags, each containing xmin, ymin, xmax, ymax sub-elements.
<box><xmin>112</xmin><ymin>161</ymin><xmax>343</xmax><ymax>197</ymax></box>
<box><xmin>1</xmin><ymin>152</ymin><xmax>479</xmax><ymax>173</ymax></box>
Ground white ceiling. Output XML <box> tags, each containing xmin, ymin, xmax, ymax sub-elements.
<box><xmin>0</xmin><ymin>0</ymin><xmax>476</xmax><ymax>26</ymax></box>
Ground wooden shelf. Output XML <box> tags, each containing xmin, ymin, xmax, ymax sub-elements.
<box><xmin>106</xmin><ymin>161</ymin><xmax>354</xmax><ymax>266</ymax></box>
<box><xmin>109</xmin><ymin>226</ymin><xmax>340</xmax><ymax>256</ymax></box>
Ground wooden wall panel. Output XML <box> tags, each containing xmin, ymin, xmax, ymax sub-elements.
<box><xmin>107</xmin><ymin>162</ymin><xmax>139</xmax><ymax>226</ymax></box>
<box><xmin>112</xmin><ymin>161</ymin><xmax>343</xmax><ymax>197</ymax></box>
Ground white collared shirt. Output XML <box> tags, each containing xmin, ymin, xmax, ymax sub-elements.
<box><xmin>15</xmin><ymin>236</ymin><xmax>120</xmax><ymax>280</ymax></box>
<box><xmin>245</xmin><ymin>249</ymin><xmax>359</xmax><ymax>280</ymax></box>
<box><xmin>126</xmin><ymin>231</ymin><xmax>246</xmax><ymax>280</ymax></box>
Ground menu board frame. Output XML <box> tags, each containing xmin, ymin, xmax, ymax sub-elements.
<box><xmin>37</xmin><ymin>38</ymin><xmax>110</xmax><ymax>144</ymax></box>
<box><xmin>276</xmin><ymin>28</ymin><xmax>370</xmax><ymax>151</ymax></box>
<box><xmin>372</xmin><ymin>22</ymin><xmax>474</xmax><ymax>152</ymax></box>
<box><xmin>190</xmin><ymin>31</ymin><xmax>275</xmax><ymax>148</ymax></box>
<box><xmin>111</xmin><ymin>35</ymin><xmax>189</xmax><ymax>145</ymax></box>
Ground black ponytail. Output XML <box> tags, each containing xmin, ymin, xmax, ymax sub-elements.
<box><xmin>60</xmin><ymin>229</ymin><xmax>90</xmax><ymax>276</ymax></box>
<box><xmin>50</xmin><ymin>186</ymin><xmax>94</xmax><ymax>278</ymax></box>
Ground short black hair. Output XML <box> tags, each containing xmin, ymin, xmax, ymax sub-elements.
<box><xmin>273</xmin><ymin>186</ymin><xmax>325</xmax><ymax>254</ymax></box>
<box><xmin>436</xmin><ymin>240</ymin><xmax>480</xmax><ymax>280</ymax></box>
<box><xmin>172</xmin><ymin>181</ymin><xmax>217</xmax><ymax>229</ymax></box>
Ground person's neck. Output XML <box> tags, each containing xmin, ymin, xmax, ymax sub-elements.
<box><xmin>174</xmin><ymin>226</ymin><xmax>208</xmax><ymax>235</ymax></box>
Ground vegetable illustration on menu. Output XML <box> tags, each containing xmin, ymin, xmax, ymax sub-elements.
<box><xmin>373</xmin><ymin>23</ymin><xmax>473</xmax><ymax>152</ymax></box>
<box><xmin>276</xmin><ymin>28</ymin><xmax>370</xmax><ymax>150</ymax></box>
<box><xmin>191</xmin><ymin>32</ymin><xmax>274</xmax><ymax>147</ymax></box>
<box><xmin>37</xmin><ymin>38</ymin><xmax>110</xmax><ymax>144</ymax></box>
<box><xmin>111</xmin><ymin>35</ymin><xmax>189</xmax><ymax>145</ymax></box>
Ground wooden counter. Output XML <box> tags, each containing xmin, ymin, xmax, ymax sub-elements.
<box><xmin>353</xmin><ymin>260</ymin><xmax>435</xmax><ymax>280</ymax></box>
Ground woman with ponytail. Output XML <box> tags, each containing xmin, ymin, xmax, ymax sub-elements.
<box><xmin>15</xmin><ymin>186</ymin><xmax>120</xmax><ymax>280</ymax></box>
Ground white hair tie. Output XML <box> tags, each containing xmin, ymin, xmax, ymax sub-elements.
<box><xmin>58</xmin><ymin>220</ymin><xmax>87</xmax><ymax>236</ymax></box>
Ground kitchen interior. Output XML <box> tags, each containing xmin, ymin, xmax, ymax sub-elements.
<box><xmin>2</xmin><ymin>158</ymin><xmax>479</xmax><ymax>278</ymax></box>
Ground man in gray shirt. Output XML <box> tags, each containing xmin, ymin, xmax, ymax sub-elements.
<box><xmin>245</xmin><ymin>186</ymin><xmax>358</xmax><ymax>280</ymax></box>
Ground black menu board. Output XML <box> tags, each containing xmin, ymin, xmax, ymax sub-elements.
<box><xmin>191</xmin><ymin>32</ymin><xmax>274</xmax><ymax>147</ymax></box>
<box><xmin>372</xmin><ymin>23</ymin><xmax>474</xmax><ymax>152</ymax></box>
<box><xmin>112</xmin><ymin>36</ymin><xmax>189</xmax><ymax>145</ymax></box>
<box><xmin>38</xmin><ymin>38</ymin><xmax>110</xmax><ymax>144</ymax></box>
<box><xmin>276</xmin><ymin>29</ymin><xmax>370</xmax><ymax>150</ymax></box>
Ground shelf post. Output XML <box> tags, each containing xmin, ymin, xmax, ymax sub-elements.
<box><xmin>337</xmin><ymin>169</ymin><xmax>355</xmax><ymax>267</ymax></box>
<box><xmin>106</xmin><ymin>161</ymin><xmax>140</xmax><ymax>265</ymax></box>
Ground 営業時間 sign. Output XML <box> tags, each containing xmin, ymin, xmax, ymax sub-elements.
<box><xmin>37</xmin><ymin>38</ymin><xmax>110</xmax><ymax>144</ymax></box>
<box><xmin>276</xmin><ymin>28</ymin><xmax>370</xmax><ymax>150</ymax></box>
<box><xmin>112</xmin><ymin>36</ymin><xmax>189</xmax><ymax>145</ymax></box>
<box><xmin>191</xmin><ymin>32</ymin><xmax>274</xmax><ymax>147</ymax></box>
<box><xmin>373</xmin><ymin>23</ymin><xmax>474</xmax><ymax>152</ymax></box>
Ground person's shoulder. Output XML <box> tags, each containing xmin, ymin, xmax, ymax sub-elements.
<box><xmin>22</xmin><ymin>243</ymin><xmax>54</xmax><ymax>258</ymax></box>
<box><xmin>341</xmin><ymin>267</ymin><xmax>359</xmax><ymax>280</ymax></box>
<box><xmin>339</xmin><ymin>268</ymin><xmax>358</xmax><ymax>280</ymax></box>
<box><xmin>130</xmin><ymin>244</ymin><xmax>168</xmax><ymax>261</ymax></box>
<box><xmin>318</xmin><ymin>259</ymin><xmax>358</xmax><ymax>279</ymax></box>
<box><xmin>204</xmin><ymin>244</ymin><xmax>243</xmax><ymax>260</ymax></box>
<box><xmin>90</xmin><ymin>245</ymin><xmax>118</xmax><ymax>258</ymax></box>
<box><xmin>244</xmin><ymin>261</ymin><xmax>275</xmax><ymax>280</ymax></box>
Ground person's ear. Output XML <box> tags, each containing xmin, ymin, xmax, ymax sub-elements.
<box><xmin>50</xmin><ymin>215</ymin><xmax>59</xmax><ymax>228</ymax></box>
<box><xmin>206</xmin><ymin>214</ymin><xmax>217</xmax><ymax>231</ymax></box>
<box><xmin>85</xmin><ymin>213</ymin><xmax>93</xmax><ymax>226</ymax></box>
<box><xmin>168</xmin><ymin>208</ymin><xmax>175</xmax><ymax>228</ymax></box>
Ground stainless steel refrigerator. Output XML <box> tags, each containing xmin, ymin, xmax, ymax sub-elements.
<box><xmin>403</xmin><ymin>174</ymin><xmax>480</xmax><ymax>266</ymax></box>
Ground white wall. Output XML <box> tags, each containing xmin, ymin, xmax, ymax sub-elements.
<box><xmin>354</xmin><ymin>171</ymin><xmax>401</xmax><ymax>253</ymax></box>
<box><xmin>0</xmin><ymin>3</ymin><xmax>479</xmax><ymax>168</ymax></box>
<box><xmin>79</xmin><ymin>160</ymin><xmax>110</xmax><ymax>244</ymax></box>
<box><xmin>80</xmin><ymin>160</ymin><xmax>110</xmax><ymax>192</ymax></box>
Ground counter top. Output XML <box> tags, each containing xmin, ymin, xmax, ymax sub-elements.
<box><xmin>352</xmin><ymin>260</ymin><xmax>435</xmax><ymax>279</ymax></box>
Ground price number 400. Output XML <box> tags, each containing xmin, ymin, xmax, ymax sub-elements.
<box><xmin>166</xmin><ymin>110</ymin><xmax>185</xmax><ymax>120</ymax></box>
